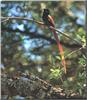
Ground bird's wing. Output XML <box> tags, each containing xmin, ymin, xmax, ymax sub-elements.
<box><xmin>48</xmin><ymin>15</ymin><xmax>55</xmax><ymax>27</ymax></box>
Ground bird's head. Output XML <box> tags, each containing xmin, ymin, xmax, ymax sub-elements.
<box><xmin>43</xmin><ymin>9</ymin><xmax>50</xmax><ymax>15</ymax></box>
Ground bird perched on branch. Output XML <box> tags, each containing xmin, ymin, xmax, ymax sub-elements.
<box><xmin>42</xmin><ymin>9</ymin><xmax>66</xmax><ymax>74</ymax></box>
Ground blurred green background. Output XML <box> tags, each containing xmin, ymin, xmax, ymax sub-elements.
<box><xmin>1</xmin><ymin>1</ymin><xmax>86</xmax><ymax>98</ymax></box>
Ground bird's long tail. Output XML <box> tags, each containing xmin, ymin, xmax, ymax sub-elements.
<box><xmin>51</xmin><ymin>28</ymin><xmax>66</xmax><ymax>74</ymax></box>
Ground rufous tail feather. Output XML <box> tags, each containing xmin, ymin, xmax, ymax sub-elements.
<box><xmin>52</xmin><ymin>29</ymin><xmax>66</xmax><ymax>74</ymax></box>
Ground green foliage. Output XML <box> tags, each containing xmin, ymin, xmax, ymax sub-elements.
<box><xmin>78</xmin><ymin>56</ymin><xmax>86</xmax><ymax>66</ymax></box>
<box><xmin>63</xmin><ymin>53</ymin><xmax>86</xmax><ymax>96</ymax></box>
<box><xmin>76</xmin><ymin>28</ymin><xmax>86</xmax><ymax>47</ymax></box>
<box><xmin>63</xmin><ymin>63</ymin><xmax>86</xmax><ymax>96</ymax></box>
<box><xmin>49</xmin><ymin>68</ymin><xmax>63</xmax><ymax>80</ymax></box>
<box><xmin>73</xmin><ymin>72</ymin><xmax>86</xmax><ymax>96</ymax></box>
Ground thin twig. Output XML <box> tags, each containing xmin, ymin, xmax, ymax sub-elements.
<box><xmin>50</xmin><ymin>26</ymin><xmax>82</xmax><ymax>46</ymax></box>
<box><xmin>56</xmin><ymin>46</ymin><xmax>84</xmax><ymax>70</ymax></box>
<box><xmin>1</xmin><ymin>18</ymin><xmax>10</xmax><ymax>22</ymax></box>
<box><xmin>59</xmin><ymin>46</ymin><xmax>84</xmax><ymax>71</ymax></box>
<box><xmin>1</xmin><ymin>17</ymin><xmax>44</xmax><ymax>25</ymax></box>
<box><xmin>65</xmin><ymin>46</ymin><xmax>84</xmax><ymax>59</ymax></box>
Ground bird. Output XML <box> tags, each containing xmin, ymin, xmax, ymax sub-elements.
<box><xmin>42</xmin><ymin>9</ymin><xmax>66</xmax><ymax>74</ymax></box>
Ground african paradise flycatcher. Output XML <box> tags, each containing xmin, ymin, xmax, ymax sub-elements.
<box><xmin>42</xmin><ymin>9</ymin><xmax>66</xmax><ymax>74</ymax></box>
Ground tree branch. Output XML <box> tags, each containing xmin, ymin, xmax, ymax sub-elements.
<box><xmin>1</xmin><ymin>73</ymin><xmax>66</xmax><ymax>99</ymax></box>
<box><xmin>1</xmin><ymin>17</ymin><xmax>44</xmax><ymax>25</ymax></box>
<box><xmin>1</xmin><ymin>72</ymin><xmax>82</xmax><ymax>99</ymax></box>
<box><xmin>1</xmin><ymin>17</ymin><xmax>82</xmax><ymax>46</ymax></box>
